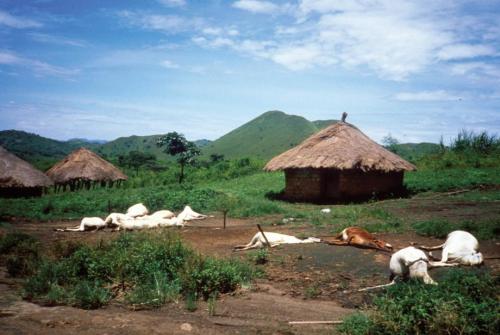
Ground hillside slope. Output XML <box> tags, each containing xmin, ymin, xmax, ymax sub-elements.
<box><xmin>0</xmin><ymin>130</ymin><xmax>99</xmax><ymax>161</ymax></box>
<box><xmin>202</xmin><ymin>111</ymin><xmax>338</xmax><ymax>160</ymax></box>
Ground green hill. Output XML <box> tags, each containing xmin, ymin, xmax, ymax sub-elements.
<box><xmin>390</xmin><ymin>143</ymin><xmax>441</xmax><ymax>162</ymax></box>
<box><xmin>96</xmin><ymin>135</ymin><xmax>211</xmax><ymax>161</ymax></box>
<box><xmin>202</xmin><ymin>111</ymin><xmax>338</xmax><ymax>160</ymax></box>
<box><xmin>0</xmin><ymin>130</ymin><xmax>99</xmax><ymax>162</ymax></box>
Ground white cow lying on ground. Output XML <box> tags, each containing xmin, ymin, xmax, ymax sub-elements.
<box><xmin>233</xmin><ymin>232</ymin><xmax>322</xmax><ymax>251</ymax></box>
<box><xmin>104</xmin><ymin>213</ymin><xmax>130</xmax><ymax>228</ymax></box>
<box><xmin>150</xmin><ymin>210</ymin><xmax>175</xmax><ymax>219</ymax></box>
<box><xmin>56</xmin><ymin>217</ymin><xmax>106</xmax><ymax>232</ymax></box>
<box><xmin>177</xmin><ymin>205</ymin><xmax>208</xmax><ymax>221</ymax></box>
<box><xmin>419</xmin><ymin>230</ymin><xmax>483</xmax><ymax>266</ymax></box>
<box><xmin>126</xmin><ymin>203</ymin><xmax>149</xmax><ymax>218</ymax></box>
<box><xmin>357</xmin><ymin>246</ymin><xmax>457</xmax><ymax>291</ymax></box>
<box><xmin>112</xmin><ymin>213</ymin><xmax>184</xmax><ymax>231</ymax></box>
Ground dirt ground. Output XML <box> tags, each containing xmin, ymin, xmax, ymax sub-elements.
<box><xmin>1</xmin><ymin>200</ymin><xmax>500</xmax><ymax>335</ymax></box>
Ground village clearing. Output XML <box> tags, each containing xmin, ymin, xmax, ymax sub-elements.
<box><xmin>1</xmin><ymin>191</ymin><xmax>499</xmax><ymax>335</ymax></box>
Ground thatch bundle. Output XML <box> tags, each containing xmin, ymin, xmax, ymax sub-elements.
<box><xmin>0</xmin><ymin>145</ymin><xmax>53</xmax><ymax>196</ymax></box>
<box><xmin>47</xmin><ymin>148</ymin><xmax>127</xmax><ymax>190</ymax></box>
<box><xmin>265</xmin><ymin>121</ymin><xmax>416</xmax><ymax>172</ymax></box>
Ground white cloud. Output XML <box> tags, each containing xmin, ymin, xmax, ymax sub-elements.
<box><xmin>0</xmin><ymin>10</ymin><xmax>42</xmax><ymax>28</ymax></box>
<box><xmin>437</xmin><ymin>44</ymin><xmax>497</xmax><ymax>61</ymax></box>
<box><xmin>394</xmin><ymin>90</ymin><xmax>462</xmax><ymax>102</ymax></box>
<box><xmin>157</xmin><ymin>0</ymin><xmax>186</xmax><ymax>7</ymax></box>
<box><xmin>29</xmin><ymin>33</ymin><xmax>87</xmax><ymax>47</ymax></box>
<box><xmin>204</xmin><ymin>0</ymin><xmax>483</xmax><ymax>80</ymax></box>
<box><xmin>118</xmin><ymin>10</ymin><xmax>203</xmax><ymax>33</ymax></box>
<box><xmin>160</xmin><ymin>59</ymin><xmax>179</xmax><ymax>69</ymax></box>
<box><xmin>451</xmin><ymin>62</ymin><xmax>500</xmax><ymax>79</ymax></box>
<box><xmin>0</xmin><ymin>50</ymin><xmax>79</xmax><ymax>78</ymax></box>
<box><xmin>271</xmin><ymin>44</ymin><xmax>326</xmax><ymax>70</ymax></box>
<box><xmin>232</xmin><ymin>0</ymin><xmax>282</xmax><ymax>14</ymax></box>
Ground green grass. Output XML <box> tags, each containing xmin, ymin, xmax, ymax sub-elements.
<box><xmin>19</xmin><ymin>231</ymin><xmax>256</xmax><ymax>309</ymax></box>
<box><xmin>339</xmin><ymin>269</ymin><xmax>499</xmax><ymax>335</ymax></box>
<box><xmin>413</xmin><ymin>219</ymin><xmax>500</xmax><ymax>240</ymax></box>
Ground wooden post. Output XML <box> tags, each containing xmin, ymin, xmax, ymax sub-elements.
<box><xmin>223</xmin><ymin>211</ymin><xmax>227</xmax><ymax>229</ymax></box>
<box><xmin>289</xmin><ymin>321</ymin><xmax>343</xmax><ymax>325</ymax></box>
<box><xmin>256</xmin><ymin>224</ymin><xmax>271</xmax><ymax>247</ymax></box>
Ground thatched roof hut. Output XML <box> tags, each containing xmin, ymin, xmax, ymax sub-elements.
<box><xmin>0</xmin><ymin>145</ymin><xmax>53</xmax><ymax>197</ymax></box>
<box><xmin>47</xmin><ymin>148</ymin><xmax>127</xmax><ymax>190</ymax></box>
<box><xmin>264</xmin><ymin>119</ymin><xmax>416</xmax><ymax>202</ymax></box>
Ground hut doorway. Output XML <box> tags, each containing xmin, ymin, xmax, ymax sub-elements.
<box><xmin>321</xmin><ymin>170</ymin><xmax>340</xmax><ymax>200</ymax></box>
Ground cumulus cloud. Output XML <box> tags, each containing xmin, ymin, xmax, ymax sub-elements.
<box><xmin>0</xmin><ymin>10</ymin><xmax>42</xmax><ymax>28</ymax></box>
<box><xmin>394</xmin><ymin>90</ymin><xmax>463</xmax><ymax>102</ymax></box>
<box><xmin>197</xmin><ymin>0</ymin><xmax>498</xmax><ymax>81</ymax></box>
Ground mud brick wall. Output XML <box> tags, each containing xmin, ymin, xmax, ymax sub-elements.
<box><xmin>284</xmin><ymin>168</ymin><xmax>323</xmax><ymax>200</ymax></box>
<box><xmin>338</xmin><ymin>170</ymin><xmax>404</xmax><ymax>198</ymax></box>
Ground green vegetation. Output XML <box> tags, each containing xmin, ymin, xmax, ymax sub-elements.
<box><xmin>6</xmin><ymin>231</ymin><xmax>256</xmax><ymax>309</ymax></box>
<box><xmin>157</xmin><ymin>132</ymin><xmax>201</xmax><ymax>183</ymax></box>
<box><xmin>339</xmin><ymin>269</ymin><xmax>499</xmax><ymax>335</ymax></box>
<box><xmin>412</xmin><ymin>219</ymin><xmax>500</xmax><ymax>240</ymax></box>
<box><xmin>202</xmin><ymin>110</ymin><xmax>337</xmax><ymax>160</ymax></box>
<box><xmin>0</xmin><ymin>232</ymin><xmax>41</xmax><ymax>277</ymax></box>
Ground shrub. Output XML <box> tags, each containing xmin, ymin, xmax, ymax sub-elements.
<box><xmin>248</xmin><ymin>249</ymin><xmax>269</xmax><ymax>265</ymax></box>
<box><xmin>412</xmin><ymin>219</ymin><xmax>454</xmax><ymax>238</ymax></box>
<box><xmin>23</xmin><ymin>231</ymin><xmax>255</xmax><ymax>309</ymax></box>
<box><xmin>413</xmin><ymin>219</ymin><xmax>500</xmax><ymax>240</ymax></box>
<box><xmin>339</xmin><ymin>269</ymin><xmax>499</xmax><ymax>335</ymax></box>
<box><xmin>0</xmin><ymin>232</ymin><xmax>40</xmax><ymax>277</ymax></box>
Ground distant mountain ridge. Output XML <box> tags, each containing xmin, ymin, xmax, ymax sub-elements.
<box><xmin>0</xmin><ymin>111</ymin><xmax>439</xmax><ymax>165</ymax></box>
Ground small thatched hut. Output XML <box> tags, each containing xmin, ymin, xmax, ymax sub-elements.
<box><xmin>47</xmin><ymin>148</ymin><xmax>127</xmax><ymax>191</ymax></box>
<box><xmin>0</xmin><ymin>146</ymin><xmax>53</xmax><ymax>197</ymax></box>
<box><xmin>264</xmin><ymin>117</ymin><xmax>416</xmax><ymax>202</ymax></box>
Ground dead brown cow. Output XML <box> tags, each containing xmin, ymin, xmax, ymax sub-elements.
<box><xmin>324</xmin><ymin>227</ymin><xmax>393</xmax><ymax>252</ymax></box>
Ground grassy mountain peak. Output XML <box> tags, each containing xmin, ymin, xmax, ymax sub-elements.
<box><xmin>202</xmin><ymin>110</ymin><xmax>338</xmax><ymax>160</ymax></box>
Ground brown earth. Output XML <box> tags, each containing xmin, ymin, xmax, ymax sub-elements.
<box><xmin>1</xmin><ymin>203</ymin><xmax>499</xmax><ymax>335</ymax></box>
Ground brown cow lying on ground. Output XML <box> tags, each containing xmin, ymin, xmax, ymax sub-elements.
<box><xmin>324</xmin><ymin>226</ymin><xmax>393</xmax><ymax>252</ymax></box>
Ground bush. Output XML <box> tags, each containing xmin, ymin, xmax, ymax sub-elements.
<box><xmin>339</xmin><ymin>269</ymin><xmax>499</xmax><ymax>335</ymax></box>
<box><xmin>412</xmin><ymin>219</ymin><xmax>454</xmax><ymax>238</ymax></box>
<box><xmin>0</xmin><ymin>232</ymin><xmax>40</xmax><ymax>277</ymax></box>
<box><xmin>23</xmin><ymin>231</ymin><xmax>255</xmax><ymax>309</ymax></box>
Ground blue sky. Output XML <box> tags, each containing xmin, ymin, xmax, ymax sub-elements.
<box><xmin>0</xmin><ymin>0</ymin><xmax>499</xmax><ymax>144</ymax></box>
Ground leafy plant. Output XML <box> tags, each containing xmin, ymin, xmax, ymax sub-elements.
<box><xmin>339</xmin><ymin>269</ymin><xmax>499</xmax><ymax>335</ymax></box>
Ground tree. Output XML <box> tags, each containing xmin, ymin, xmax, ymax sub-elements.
<box><xmin>156</xmin><ymin>132</ymin><xmax>200</xmax><ymax>183</ymax></box>
<box><xmin>382</xmin><ymin>134</ymin><xmax>400</xmax><ymax>154</ymax></box>
<box><xmin>122</xmin><ymin>151</ymin><xmax>157</xmax><ymax>175</ymax></box>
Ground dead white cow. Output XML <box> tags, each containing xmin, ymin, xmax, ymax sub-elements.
<box><xmin>150</xmin><ymin>210</ymin><xmax>175</xmax><ymax>220</ymax></box>
<box><xmin>104</xmin><ymin>213</ymin><xmax>130</xmax><ymax>229</ymax></box>
<box><xmin>177</xmin><ymin>205</ymin><xmax>208</xmax><ymax>221</ymax></box>
<box><xmin>233</xmin><ymin>232</ymin><xmax>321</xmax><ymax>251</ymax></box>
<box><xmin>358</xmin><ymin>246</ymin><xmax>457</xmax><ymax>291</ymax></box>
<box><xmin>56</xmin><ymin>217</ymin><xmax>106</xmax><ymax>232</ymax></box>
<box><xmin>419</xmin><ymin>230</ymin><xmax>483</xmax><ymax>266</ymax></box>
<box><xmin>126</xmin><ymin>203</ymin><xmax>149</xmax><ymax>218</ymax></box>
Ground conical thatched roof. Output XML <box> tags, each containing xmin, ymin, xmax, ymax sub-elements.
<box><xmin>265</xmin><ymin>122</ymin><xmax>416</xmax><ymax>172</ymax></box>
<box><xmin>0</xmin><ymin>146</ymin><xmax>53</xmax><ymax>188</ymax></box>
<box><xmin>47</xmin><ymin>148</ymin><xmax>127</xmax><ymax>184</ymax></box>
